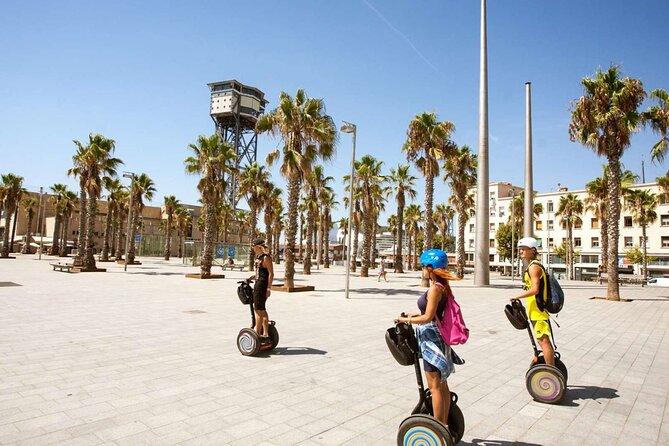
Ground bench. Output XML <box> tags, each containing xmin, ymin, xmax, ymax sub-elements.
<box><xmin>51</xmin><ymin>263</ymin><xmax>75</xmax><ymax>273</ymax></box>
<box><xmin>595</xmin><ymin>274</ymin><xmax>646</xmax><ymax>286</ymax></box>
<box><xmin>221</xmin><ymin>262</ymin><xmax>247</xmax><ymax>271</ymax></box>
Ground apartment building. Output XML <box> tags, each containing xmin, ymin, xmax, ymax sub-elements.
<box><xmin>463</xmin><ymin>182</ymin><xmax>669</xmax><ymax>279</ymax></box>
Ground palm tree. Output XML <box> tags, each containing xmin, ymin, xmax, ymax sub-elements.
<box><xmin>434</xmin><ymin>204</ymin><xmax>454</xmax><ymax>252</ymax></box>
<box><xmin>163</xmin><ymin>195</ymin><xmax>180</xmax><ymax>260</ymax></box>
<box><xmin>114</xmin><ymin>188</ymin><xmax>130</xmax><ymax>260</ymax></box>
<box><xmin>555</xmin><ymin>193</ymin><xmax>584</xmax><ymax>280</ymax></box>
<box><xmin>68</xmin><ymin>134</ymin><xmax>122</xmax><ymax>269</ymax></box>
<box><xmin>59</xmin><ymin>190</ymin><xmax>78</xmax><ymax>256</ymax></box>
<box><xmin>338</xmin><ymin>216</ymin><xmax>349</xmax><ymax>263</ymax></box>
<box><xmin>238</xmin><ymin>162</ymin><xmax>270</xmax><ymax>270</ymax></box>
<box><xmin>643</xmin><ymin>89</ymin><xmax>669</xmax><ymax>164</ymax></box>
<box><xmin>100</xmin><ymin>177</ymin><xmax>122</xmax><ymax>261</ymax></box>
<box><xmin>443</xmin><ymin>145</ymin><xmax>477</xmax><ymax>278</ymax></box>
<box><xmin>585</xmin><ymin>166</ymin><xmax>638</xmax><ymax>270</ymax></box>
<box><xmin>126</xmin><ymin>173</ymin><xmax>156</xmax><ymax>265</ymax></box>
<box><xmin>20</xmin><ymin>196</ymin><xmax>37</xmax><ymax>254</ymax></box>
<box><xmin>1</xmin><ymin>174</ymin><xmax>24</xmax><ymax>258</ymax></box>
<box><xmin>49</xmin><ymin>183</ymin><xmax>69</xmax><ymax>256</ymax></box>
<box><xmin>174</xmin><ymin>205</ymin><xmax>192</xmax><ymax>258</ymax></box>
<box><xmin>569</xmin><ymin>65</ymin><xmax>646</xmax><ymax>301</ymax></box>
<box><xmin>403</xmin><ymin>112</ymin><xmax>456</xmax><ymax>277</ymax></box>
<box><xmin>320</xmin><ymin>189</ymin><xmax>337</xmax><ymax>268</ymax></box>
<box><xmin>404</xmin><ymin>204</ymin><xmax>423</xmax><ymax>271</ymax></box>
<box><xmin>235</xmin><ymin>209</ymin><xmax>249</xmax><ymax>244</ymax></box>
<box><xmin>303</xmin><ymin>165</ymin><xmax>331</xmax><ymax>274</ymax></box>
<box><xmin>185</xmin><ymin>134</ymin><xmax>237</xmax><ymax>277</ymax></box>
<box><xmin>256</xmin><ymin>89</ymin><xmax>336</xmax><ymax>289</ymax></box>
<box><xmin>625</xmin><ymin>189</ymin><xmax>658</xmax><ymax>283</ymax></box>
<box><xmin>658</xmin><ymin>171</ymin><xmax>669</xmax><ymax>200</ymax></box>
<box><xmin>388</xmin><ymin>164</ymin><xmax>417</xmax><ymax>273</ymax></box>
<box><xmin>262</xmin><ymin>184</ymin><xmax>282</xmax><ymax>260</ymax></box>
<box><xmin>387</xmin><ymin>214</ymin><xmax>397</xmax><ymax>267</ymax></box>
<box><xmin>355</xmin><ymin>155</ymin><xmax>385</xmax><ymax>277</ymax></box>
<box><xmin>509</xmin><ymin>194</ymin><xmax>543</xmax><ymax>236</ymax></box>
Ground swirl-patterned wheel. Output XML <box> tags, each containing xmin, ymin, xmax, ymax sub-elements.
<box><xmin>525</xmin><ymin>364</ymin><xmax>566</xmax><ymax>404</ymax></box>
<box><xmin>237</xmin><ymin>328</ymin><xmax>260</xmax><ymax>356</ymax></box>
<box><xmin>397</xmin><ymin>415</ymin><xmax>452</xmax><ymax>446</ymax></box>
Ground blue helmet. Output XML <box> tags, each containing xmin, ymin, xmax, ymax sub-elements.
<box><xmin>419</xmin><ymin>249</ymin><xmax>448</xmax><ymax>270</ymax></box>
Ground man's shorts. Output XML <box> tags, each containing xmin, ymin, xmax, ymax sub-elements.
<box><xmin>531</xmin><ymin>320</ymin><xmax>551</xmax><ymax>340</ymax></box>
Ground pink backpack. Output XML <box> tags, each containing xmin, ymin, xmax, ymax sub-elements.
<box><xmin>433</xmin><ymin>282</ymin><xmax>469</xmax><ymax>345</ymax></box>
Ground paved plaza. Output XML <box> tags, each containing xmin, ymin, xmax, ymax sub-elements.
<box><xmin>1</xmin><ymin>255</ymin><xmax>668</xmax><ymax>445</ymax></box>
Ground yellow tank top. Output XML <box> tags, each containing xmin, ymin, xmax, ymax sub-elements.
<box><xmin>523</xmin><ymin>260</ymin><xmax>549</xmax><ymax>321</ymax></box>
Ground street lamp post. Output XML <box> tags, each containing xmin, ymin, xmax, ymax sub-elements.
<box><xmin>37</xmin><ymin>187</ymin><xmax>44</xmax><ymax>260</ymax></box>
<box><xmin>341</xmin><ymin>121</ymin><xmax>357</xmax><ymax>300</ymax></box>
<box><xmin>123</xmin><ymin>172</ymin><xmax>136</xmax><ymax>272</ymax></box>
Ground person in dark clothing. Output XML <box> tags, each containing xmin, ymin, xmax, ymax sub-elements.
<box><xmin>248</xmin><ymin>238</ymin><xmax>274</xmax><ymax>339</ymax></box>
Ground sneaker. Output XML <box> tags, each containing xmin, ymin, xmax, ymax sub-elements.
<box><xmin>260</xmin><ymin>336</ymin><xmax>272</xmax><ymax>345</ymax></box>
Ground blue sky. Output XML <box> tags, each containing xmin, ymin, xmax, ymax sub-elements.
<box><xmin>2</xmin><ymin>0</ymin><xmax>668</xmax><ymax>224</ymax></box>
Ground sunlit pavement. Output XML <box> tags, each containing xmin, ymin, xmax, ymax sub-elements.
<box><xmin>1</xmin><ymin>255</ymin><xmax>667</xmax><ymax>445</ymax></box>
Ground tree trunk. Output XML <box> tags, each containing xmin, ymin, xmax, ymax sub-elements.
<box><xmin>324</xmin><ymin>213</ymin><xmax>330</xmax><ymax>268</ymax></box>
<box><xmin>298</xmin><ymin>215</ymin><xmax>303</xmax><ymax>263</ymax></box>
<box><xmin>351</xmin><ymin>219</ymin><xmax>360</xmax><ymax>273</ymax></box>
<box><xmin>51</xmin><ymin>213</ymin><xmax>61</xmax><ymax>256</ymax></box>
<box><xmin>361</xmin><ymin>197</ymin><xmax>373</xmax><ymax>277</ymax></box>
<box><xmin>642</xmin><ymin>223</ymin><xmax>647</xmax><ymax>287</ymax></box>
<box><xmin>84</xmin><ymin>195</ymin><xmax>97</xmax><ymax>270</ymax></box>
<box><xmin>200</xmin><ymin>203</ymin><xmax>216</xmax><ymax>278</ymax></box>
<box><xmin>101</xmin><ymin>205</ymin><xmax>113</xmax><ymax>261</ymax></box>
<box><xmin>164</xmin><ymin>213</ymin><xmax>173</xmax><ymax>261</ymax></box>
<box><xmin>567</xmin><ymin>223</ymin><xmax>573</xmax><ymax>280</ymax></box>
<box><xmin>76</xmin><ymin>188</ymin><xmax>86</xmax><ymax>261</ymax></box>
<box><xmin>600</xmin><ymin>210</ymin><xmax>608</xmax><ymax>271</ymax></box>
<box><xmin>247</xmin><ymin>208</ymin><xmax>258</xmax><ymax>272</ymax></box>
<box><xmin>284</xmin><ymin>176</ymin><xmax>300</xmax><ymax>289</ymax></box>
<box><xmin>304</xmin><ymin>207</ymin><xmax>314</xmax><ymax>274</ymax></box>
<box><xmin>317</xmin><ymin>209</ymin><xmax>324</xmax><ymax>267</ymax></box>
<box><xmin>115</xmin><ymin>209</ymin><xmax>125</xmax><ymax>260</ymax></box>
<box><xmin>60</xmin><ymin>214</ymin><xmax>70</xmax><ymax>256</ymax></box>
<box><xmin>606</xmin><ymin>156</ymin><xmax>621</xmax><ymax>301</ymax></box>
<box><xmin>22</xmin><ymin>213</ymin><xmax>34</xmax><ymax>254</ymax></box>
<box><xmin>371</xmin><ymin>215</ymin><xmax>378</xmax><ymax>269</ymax></box>
<box><xmin>406</xmin><ymin>230</ymin><xmax>413</xmax><ymax>273</ymax></box>
<box><xmin>424</xmin><ymin>173</ymin><xmax>434</xmax><ymax>250</ymax></box>
<box><xmin>110</xmin><ymin>209</ymin><xmax>117</xmax><ymax>259</ymax></box>
<box><xmin>264</xmin><ymin>208</ymin><xmax>272</xmax><ymax>261</ymax></box>
<box><xmin>395</xmin><ymin>198</ymin><xmax>405</xmax><ymax>273</ymax></box>
<box><xmin>127</xmin><ymin>205</ymin><xmax>139</xmax><ymax>264</ymax></box>
<box><xmin>456</xmin><ymin>204</ymin><xmax>466</xmax><ymax>278</ymax></box>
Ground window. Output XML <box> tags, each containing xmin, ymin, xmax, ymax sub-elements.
<box><xmin>574</xmin><ymin>220</ymin><xmax>582</xmax><ymax>229</ymax></box>
<box><xmin>490</xmin><ymin>208</ymin><xmax>496</xmax><ymax>217</ymax></box>
<box><xmin>548</xmin><ymin>220</ymin><xmax>554</xmax><ymax>231</ymax></box>
<box><xmin>469</xmin><ymin>239</ymin><xmax>474</xmax><ymax>248</ymax></box>
<box><xmin>591</xmin><ymin>218</ymin><xmax>599</xmax><ymax>229</ymax></box>
<box><xmin>489</xmin><ymin>223</ymin><xmax>495</xmax><ymax>232</ymax></box>
<box><xmin>469</xmin><ymin>224</ymin><xmax>475</xmax><ymax>233</ymax></box>
<box><xmin>470</xmin><ymin>209</ymin><xmax>475</xmax><ymax>217</ymax></box>
<box><xmin>591</xmin><ymin>237</ymin><xmax>599</xmax><ymax>248</ymax></box>
<box><xmin>624</xmin><ymin>216</ymin><xmax>633</xmax><ymax>227</ymax></box>
<box><xmin>624</xmin><ymin>237</ymin><xmax>633</xmax><ymax>247</ymax></box>
<box><xmin>535</xmin><ymin>221</ymin><xmax>543</xmax><ymax>231</ymax></box>
<box><xmin>574</xmin><ymin>237</ymin><xmax>581</xmax><ymax>247</ymax></box>
<box><xmin>466</xmin><ymin>253</ymin><xmax>474</xmax><ymax>261</ymax></box>
<box><xmin>661</xmin><ymin>215</ymin><xmax>669</xmax><ymax>226</ymax></box>
<box><xmin>489</xmin><ymin>254</ymin><xmax>495</xmax><ymax>262</ymax></box>
<box><xmin>490</xmin><ymin>191</ymin><xmax>496</xmax><ymax>198</ymax></box>
<box><xmin>660</xmin><ymin>195</ymin><xmax>669</xmax><ymax>205</ymax></box>
<box><xmin>499</xmin><ymin>207</ymin><xmax>505</xmax><ymax>218</ymax></box>
<box><xmin>663</xmin><ymin>237</ymin><xmax>669</xmax><ymax>248</ymax></box>
<box><xmin>489</xmin><ymin>239</ymin><xmax>495</xmax><ymax>248</ymax></box>
<box><xmin>547</xmin><ymin>201</ymin><xmax>554</xmax><ymax>212</ymax></box>
<box><xmin>548</xmin><ymin>238</ymin><xmax>554</xmax><ymax>248</ymax></box>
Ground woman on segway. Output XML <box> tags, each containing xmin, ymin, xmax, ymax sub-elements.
<box><xmin>396</xmin><ymin>249</ymin><xmax>460</xmax><ymax>430</ymax></box>
<box><xmin>248</xmin><ymin>238</ymin><xmax>274</xmax><ymax>342</ymax></box>
<box><xmin>511</xmin><ymin>237</ymin><xmax>555</xmax><ymax>366</ymax></box>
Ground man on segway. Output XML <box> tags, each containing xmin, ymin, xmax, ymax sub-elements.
<box><xmin>510</xmin><ymin>237</ymin><xmax>554</xmax><ymax>366</ymax></box>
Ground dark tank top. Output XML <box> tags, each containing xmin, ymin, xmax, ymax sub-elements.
<box><xmin>417</xmin><ymin>285</ymin><xmax>446</xmax><ymax>319</ymax></box>
<box><xmin>255</xmin><ymin>254</ymin><xmax>270</xmax><ymax>282</ymax></box>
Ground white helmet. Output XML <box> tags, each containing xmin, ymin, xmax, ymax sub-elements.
<box><xmin>517</xmin><ymin>237</ymin><xmax>538</xmax><ymax>250</ymax></box>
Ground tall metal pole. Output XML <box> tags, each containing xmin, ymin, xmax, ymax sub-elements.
<box><xmin>123</xmin><ymin>172</ymin><xmax>135</xmax><ymax>272</ymax></box>
<box><xmin>342</xmin><ymin>122</ymin><xmax>357</xmax><ymax>299</ymax></box>
<box><xmin>524</xmin><ymin>82</ymin><xmax>534</xmax><ymax>238</ymax></box>
<box><xmin>511</xmin><ymin>191</ymin><xmax>515</xmax><ymax>282</ymax></box>
<box><xmin>37</xmin><ymin>187</ymin><xmax>44</xmax><ymax>260</ymax></box>
<box><xmin>474</xmin><ymin>0</ymin><xmax>490</xmax><ymax>286</ymax></box>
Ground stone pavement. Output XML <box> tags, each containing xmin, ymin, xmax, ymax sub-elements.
<box><xmin>1</xmin><ymin>255</ymin><xmax>668</xmax><ymax>445</ymax></box>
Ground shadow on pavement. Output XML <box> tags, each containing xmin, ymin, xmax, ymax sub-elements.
<box><xmin>125</xmin><ymin>272</ymin><xmax>185</xmax><ymax>276</ymax></box>
<box><xmin>560</xmin><ymin>385</ymin><xmax>619</xmax><ymax>406</ymax></box>
<box><xmin>462</xmin><ymin>440</ymin><xmax>542</xmax><ymax>446</ymax></box>
<box><xmin>262</xmin><ymin>347</ymin><xmax>327</xmax><ymax>356</ymax></box>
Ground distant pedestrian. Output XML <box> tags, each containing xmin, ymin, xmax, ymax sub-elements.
<box><xmin>378</xmin><ymin>256</ymin><xmax>388</xmax><ymax>282</ymax></box>
<box><xmin>597</xmin><ymin>264</ymin><xmax>603</xmax><ymax>284</ymax></box>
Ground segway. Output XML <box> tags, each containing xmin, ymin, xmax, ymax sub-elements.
<box><xmin>505</xmin><ymin>299</ymin><xmax>567</xmax><ymax>404</ymax></box>
<box><xmin>236</xmin><ymin>280</ymin><xmax>279</xmax><ymax>356</ymax></box>
<box><xmin>386</xmin><ymin>316</ymin><xmax>465</xmax><ymax>446</ymax></box>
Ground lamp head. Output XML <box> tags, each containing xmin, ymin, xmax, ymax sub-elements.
<box><xmin>340</xmin><ymin>121</ymin><xmax>356</xmax><ymax>134</ymax></box>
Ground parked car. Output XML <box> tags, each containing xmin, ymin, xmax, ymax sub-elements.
<box><xmin>647</xmin><ymin>277</ymin><xmax>669</xmax><ymax>287</ymax></box>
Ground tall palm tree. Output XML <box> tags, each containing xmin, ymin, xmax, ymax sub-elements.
<box><xmin>434</xmin><ymin>203</ymin><xmax>454</xmax><ymax>252</ymax></box>
<box><xmin>174</xmin><ymin>205</ymin><xmax>192</xmax><ymax>258</ymax></box>
<box><xmin>68</xmin><ymin>134</ymin><xmax>122</xmax><ymax>269</ymax></box>
<box><xmin>585</xmin><ymin>166</ymin><xmax>638</xmax><ymax>270</ymax></box>
<box><xmin>238</xmin><ymin>162</ymin><xmax>270</xmax><ymax>270</ymax></box>
<box><xmin>555</xmin><ymin>193</ymin><xmax>584</xmax><ymax>280</ymax></box>
<box><xmin>338</xmin><ymin>216</ymin><xmax>349</xmax><ymax>263</ymax></box>
<box><xmin>1</xmin><ymin>174</ymin><xmax>24</xmax><ymax>258</ymax></box>
<box><xmin>643</xmin><ymin>89</ymin><xmax>669</xmax><ymax>164</ymax></box>
<box><xmin>569</xmin><ymin>65</ymin><xmax>646</xmax><ymax>301</ymax></box>
<box><xmin>388</xmin><ymin>164</ymin><xmax>417</xmax><ymax>273</ymax></box>
<box><xmin>100</xmin><ymin>177</ymin><xmax>122</xmax><ymax>261</ymax></box>
<box><xmin>320</xmin><ymin>189</ymin><xmax>337</xmax><ymax>268</ymax></box>
<box><xmin>271</xmin><ymin>202</ymin><xmax>284</xmax><ymax>264</ymax></box>
<box><xmin>113</xmin><ymin>188</ymin><xmax>129</xmax><ymax>260</ymax></box>
<box><xmin>49</xmin><ymin>183</ymin><xmax>69</xmax><ymax>256</ymax></box>
<box><xmin>404</xmin><ymin>204</ymin><xmax>423</xmax><ymax>271</ymax></box>
<box><xmin>20</xmin><ymin>196</ymin><xmax>37</xmax><ymax>254</ymax></box>
<box><xmin>185</xmin><ymin>134</ymin><xmax>237</xmax><ymax>277</ymax></box>
<box><xmin>387</xmin><ymin>214</ymin><xmax>397</xmax><ymax>267</ymax></box>
<box><xmin>403</xmin><ymin>112</ymin><xmax>456</xmax><ymax>275</ymax></box>
<box><xmin>59</xmin><ymin>190</ymin><xmax>78</xmax><ymax>256</ymax></box>
<box><xmin>126</xmin><ymin>173</ymin><xmax>156</xmax><ymax>265</ymax></box>
<box><xmin>509</xmin><ymin>193</ymin><xmax>543</xmax><ymax>236</ymax></box>
<box><xmin>256</xmin><ymin>89</ymin><xmax>336</xmax><ymax>289</ymax></box>
<box><xmin>625</xmin><ymin>189</ymin><xmax>658</xmax><ymax>283</ymax></box>
<box><xmin>262</xmin><ymin>184</ymin><xmax>282</xmax><ymax>260</ymax></box>
<box><xmin>355</xmin><ymin>155</ymin><xmax>385</xmax><ymax>277</ymax></box>
<box><xmin>163</xmin><ymin>195</ymin><xmax>179</xmax><ymax>260</ymax></box>
<box><xmin>303</xmin><ymin>165</ymin><xmax>331</xmax><ymax>274</ymax></box>
<box><xmin>444</xmin><ymin>145</ymin><xmax>477</xmax><ymax>278</ymax></box>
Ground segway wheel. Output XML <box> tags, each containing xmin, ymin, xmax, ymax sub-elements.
<box><xmin>237</xmin><ymin>328</ymin><xmax>260</xmax><ymax>356</ymax></box>
<box><xmin>533</xmin><ymin>354</ymin><xmax>568</xmax><ymax>383</ymax></box>
<box><xmin>525</xmin><ymin>364</ymin><xmax>566</xmax><ymax>404</ymax></box>
<box><xmin>268</xmin><ymin>322</ymin><xmax>279</xmax><ymax>350</ymax></box>
<box><xmin>448</xmin><ymin>393</ymin><xmax>465</xmax><ymax>445</ymax></box>
<box><xmin>397</xmin><ymin>414</ymin><xmax>453</xmax><ymax>446</ymax></box>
